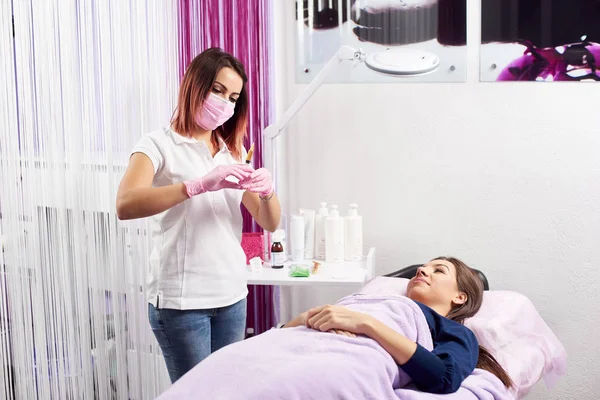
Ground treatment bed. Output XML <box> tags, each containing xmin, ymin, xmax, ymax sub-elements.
<box><xmin>157</xmin><ymin>264</ymin><xmax>566</xmax><ymax>399</ymax></box>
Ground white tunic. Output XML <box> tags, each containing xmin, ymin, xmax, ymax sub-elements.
<box><xmin>132</xmin><ymin>126</ymin><xmax>248</xmax><ymax>309</ymax></box>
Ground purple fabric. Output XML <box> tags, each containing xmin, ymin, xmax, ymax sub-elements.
<box><xmin>394</xmin><ymin>369</ymin><xmax>513</xmax><ymax>399</ymax></box>
<box><xmin>157</xmin><ymin>295</ymin><xmax>434</xmax><ymax>400</ymax></box>
<box><xmin>177</xmin><ymin>0</ymin><xmax>276</xmax><ymax>334</ymax></box>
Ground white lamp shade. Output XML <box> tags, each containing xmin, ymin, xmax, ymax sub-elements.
<box><xmin>365</xmin><ymin>48</ymin><xmax>440</xmax><ymax>76</ymax></box>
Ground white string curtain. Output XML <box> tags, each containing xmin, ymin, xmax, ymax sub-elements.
<box><xmin>1</xmin><ymin>1</ymin><xmax>179</xmax><ymax>398</ymax></box>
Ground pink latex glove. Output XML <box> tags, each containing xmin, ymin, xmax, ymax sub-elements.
<box><xmin>183</xmin><ymin>164</ymin><xmax>254</xmax><ymax>197</ymax></box>
<box><xmin>239</xmin><ymin>168</ymin><xmax>274</xmax><ymax>197</ymax></box>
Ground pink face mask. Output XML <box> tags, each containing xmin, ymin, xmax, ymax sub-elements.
<box><xmin>195</xmin><ymin>93</ymin><xmax>235</xmax><ymax>130</ymax></box>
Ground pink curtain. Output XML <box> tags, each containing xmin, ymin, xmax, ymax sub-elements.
<box><xmin>177</xmin><ymin>0</ymin><xmax>276</xmax><ymax>334</ymax></box>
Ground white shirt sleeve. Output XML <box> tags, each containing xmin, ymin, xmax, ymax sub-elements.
<box><xmin>131</xmin><ymin>135</ymin><xmax>164</xmax><ymax>174</ymax></box>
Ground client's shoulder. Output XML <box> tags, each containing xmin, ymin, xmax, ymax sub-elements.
<box><xmin>414</xmin><ymin>302</ymin><xmax>477</xmax><ymax>343</ymax></box>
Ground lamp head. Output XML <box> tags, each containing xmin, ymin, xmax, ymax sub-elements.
<box><xmin>365</xmin><ymin>48</ymin><xmax>440</xmax><ymax>77</ymax></box>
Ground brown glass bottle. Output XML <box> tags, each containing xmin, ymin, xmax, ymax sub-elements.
<box><xmin>271</xmin><ymin>240</ymin><xmax>284</xmax><ymax>269</ymax></box>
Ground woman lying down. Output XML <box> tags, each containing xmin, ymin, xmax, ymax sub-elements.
<box><xmin>158</xmin><ymin>257</ymin><xmax>515</xmax><ymax>400</ymax></box>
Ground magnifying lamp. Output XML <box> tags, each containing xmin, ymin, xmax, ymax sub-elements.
<box><xmin>365</xmin><ymin>48</ymin><xmax>440</xmax><ymax>77</ymax></box>
<box><xmin>262</xmin><ymin>44</ymin><xmax>439</xmax><ymax>182</ymax></box>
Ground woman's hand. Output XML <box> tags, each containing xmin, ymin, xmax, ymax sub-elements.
<box><xmin>307</xmin><ymin>305</ymin><xmax>419</xmax><ymax>367</ymax></box>
<box><xmin>279</xmin><ymin>310</ymin><xmax>309</xmax><ymax>328</ymax></box>
<box><xmin>279</xmin><ymin>310</ymin><xmax>356</xmax><ymax>338</ymax></box>
<box><xmin>306</xmin><ymin>305</ymin><xmax>372</xmax><ymax>335</ymax></box>
<box><xmin>329</xmin><ymin>329</ymin><xmax>356</xmax><ymax>338</ymax></box>
<box><xmin>239</xmin><ymin>168</ymin><xmax>273</xmax><ymax>197</ymax></box>
<box><xmin>184</xmin><ymin>164</ymin><xmax>254</xmax><ymax>197</ymax></box>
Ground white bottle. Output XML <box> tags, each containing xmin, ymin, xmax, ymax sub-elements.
<box><xmin>325</xmin><ymin>204</ymin><xmax>344</xmax><ymax>263</ymax></box>
<box><xmin>314</xmin><ymin>202</ymin><xmax>328</xmax><ymax>260</ymax></box>
<box><xmin>299</xmin><ymin>208</ymin><xmax>316</xmax><ymax>260</ymax></box>
<box><xmin>290</xmin><ymin>214</ymin><xmax>305</xmax><ymax>261</ymax></box>
<box><xmin>344</xmin><ymin>203</ymin><xmax>363</xmax><ymax>261</ymax></box>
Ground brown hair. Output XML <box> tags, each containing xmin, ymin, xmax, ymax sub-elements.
<box><xmin>171</xmin><ymin>48</ymin><xmax>249</xmax><ymax>160</ymax></box>
<box><xmin>433</xmin><ymin>256</ymin><xmax>514</xmax><ymax>390</ymax></box>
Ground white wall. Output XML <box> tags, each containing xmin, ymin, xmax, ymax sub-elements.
<box><xmin>273</xmin><ymin>1</ymin><xmax>600</xmax><ymax>399</ymax></box>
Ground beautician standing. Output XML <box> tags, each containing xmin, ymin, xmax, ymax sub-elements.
<box><xmin>116</xmin><ymin>48</ymin><xmax>281</xmax><ymax>383</ymax></box>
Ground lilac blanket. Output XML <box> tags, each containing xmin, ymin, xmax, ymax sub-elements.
<box><xmin>157</xmin><ymin>295</ymin><xmax>513</xmax><ymax>400</ymax></box>
<box><xmin>394</xmin><ymin>369</ymin><xmax>513</xmax><ymax>399</ymax></box>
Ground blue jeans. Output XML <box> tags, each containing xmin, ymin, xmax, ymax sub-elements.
<box><xmin>148</xmin><ymin>297</ymin><xmax>247</xmax><ymax>383</ymax></box>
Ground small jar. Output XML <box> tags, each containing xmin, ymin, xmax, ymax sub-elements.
<box><xmin>271</xmin><ymin>229</ymin><xmax>285</xmax><ymax>269</ymax></box>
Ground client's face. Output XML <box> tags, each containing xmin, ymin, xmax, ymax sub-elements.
<box><xmin>407</xmin><ymin>259</ymin><xmax>465</xmax><ymax>312</ymax></box>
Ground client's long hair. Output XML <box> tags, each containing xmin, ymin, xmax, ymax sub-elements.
<box><xmin>435</xmin><ymin>256</ymin><xmax>514</xmax><ymax>389</ymax></box>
